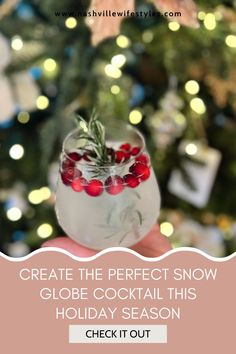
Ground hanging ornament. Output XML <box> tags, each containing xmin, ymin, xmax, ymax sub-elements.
<box><xmin>168</xmin><ymin>141</ymin><xmax>222</xmax><ymax>208</ymax></box>
<box><xmin>86</xmin><ymin>0</ymin><xmax>134</xmax><ymax>46</ymax></box>
<box><xmin>149</xmin><ymin>90</ymin><xmax>186</xmax><ymax>149</ymax></box>
<box><xmin>153</xmin><ymin>0</ymin><xmax>199</xmax><ymax>28</ymax></box>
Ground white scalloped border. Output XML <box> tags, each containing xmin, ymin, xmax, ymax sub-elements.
<box><xmin>0</xmin><ymin>247</ymin><xmax>235</xmax><ymax>262</ymax></box>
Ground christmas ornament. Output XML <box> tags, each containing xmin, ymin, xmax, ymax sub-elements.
<box><xmin>55</xmin><ymin>115</ymin><xmax>160</xmax><ymax>250</ymax></box>
<box><xmin>153</xmin><ymin>0</ymin><xmax>199</xmax><ymax>28</ymax></box>
<box><xmin>86</xmin><ymin>0</ymin><xmax>134</xmax><ymax>45</ymax></box>
<box><xmin>168</xmin><ymin>141</ymin><xmax>222</xmax><ymax>208</ymax></box>
<box><xmin>149</xmin><ymin>90</ymin><xmax>186</xmax><ymax>149</ymax></box>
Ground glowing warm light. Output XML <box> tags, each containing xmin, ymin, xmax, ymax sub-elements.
<box><xmin>204</xmin><ymin>13</ymin><xmax>216</xmax><ymax>31</ymax></box>
<box><xmin>28</xmin><ymin>187</ymin><xmax>51</xmax><ymax>205</ymax></box>
<box><xmin>17</xmin><ymin>112</ymin><xmax>30</xmax><ymax>124</ymax></box>
<box><xmin>190</xmin><ymin>97</ymin><xmax>206</xmax><ymax>114</ymax></box>
<box><xmin>185</xmin><ymin>143</ymin><xmax>198</xmax><ymax>156</ymax></box>
<box><xmin>6</xmin><ymin>207</ymin><xmax>22</xmax><ymax>221</ymax></box>
<box><xmin>185</xmin><ymin>80</ymin><xmax>200</xmax><ymax>95</ymax></box>
<box><xmin>43</xmin><ymin>58</ymin><xmax>57</xmax><ymax>72</ymax></box>
<box><xmin>129</xmin><ymin>110</ymin><xmax>143</xmax><ymax>125</ymax></box>
<box><xmin>40</xmin><ymin>187</ymin><xmax>51</xmax><ymax>200</ymax></box>
<box><xmin>11</xmin><ymin>36</ymin><xmax>23</xmax><ymax>50</ymax></box>
<box><xmin>104</xmin><ymin>64</ymin><xmax>122</xmax><ymax>79</ymax></box>
<box><xmin>28</xmin><ymin>190</ymin><xmax>43</xmax><ymax>205</ymax></box>
<box><xmin>168</xmin><ymin>22</ymin><xmax>180</xmax><ymax>31</ymax></box>
<box><xmin>9</xmin><ymin>144</ymin><xmax>24</xmax><ymax>160</ymax></box>
<box><xmin>142</xmin><ymin>30</ymin><xmax>154</xmax><ymax>43</ymax></box>
<box><xmin>198</xmin><ymin>11</ymin><xmax>206</xmax><ymax>20</ymax></box>
<box><xmin>65</xmin><ymin>17</ymin><xmax>77</xmax><ymax>29</ymax></box>
<box><xmin>111</xmin><ymin>54</ymin><xmax>126</xmax><ymax>68</ymax></box>
<box><xmin>225</xmin><ymin>35</ymin><xmax>236</xmax><ymax>48</ymax></box>
<box><xmin>37</xmin><ymin>223</ymin><xmax>53</xmax><ymax>238</ymax></box>
<box><xmin>36</xmin><ymin>96</ymin><xmax>49</xmax><ymax>110</ymax></box>
<box><xmin>111</xmin><ymin>85</ymin><xmax>120</xmax><ymax>95</ymax></box>
<box><xmin>160</xmin><ymin>222</ymin><xmax>174</xmax><ymax>237</ymax></box>
<box><xmin>116</xmin><ymin>35</ymin><xmax>130</xmax><ymax>48</ymax></box>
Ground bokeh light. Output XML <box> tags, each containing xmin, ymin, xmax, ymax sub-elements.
<box><xmin>129</xmin><ymin>110</ymin><xmax>143</xmax><ymax>125</ymax></box>
<box><xmin>37</xmin><ymin>223</ymin><xmax>53</xmax><ymax>238</ymax></box>
<box><xmin>9</xmin><ymin>144</ymin><xmax>24</xmax><ymax>160</ymax></box>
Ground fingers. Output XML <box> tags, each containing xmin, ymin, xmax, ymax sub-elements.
<box><xmin>41</xmin><ymin>237</ymin><xmax>98</xmax><ymax>257</ymax></box>
<box><xmin>41</xmin><ymin>224</ymin><xmax>172</xmax><ymax>258</ymax></box>
<box><xmin>131</xmin><ymin>224</ymin><xmax>172</xmax><ymax>257</ymax></box>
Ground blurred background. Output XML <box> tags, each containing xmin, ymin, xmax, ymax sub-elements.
<box><xmin>0</xmin><ymin>0</ymin><xmax>236</xmax><ymax>257</ymax></box>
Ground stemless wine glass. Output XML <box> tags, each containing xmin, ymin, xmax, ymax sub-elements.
<box><xmin>55</xmin><ymin>121</ymin><xmax>161</xmax><ymax>250</ymax></box>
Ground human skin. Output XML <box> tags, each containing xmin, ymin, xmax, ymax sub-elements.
<box><xmin>42</xmin><ymin>224</ymin><xmax>172</xmax><ymax>257</ymax></box>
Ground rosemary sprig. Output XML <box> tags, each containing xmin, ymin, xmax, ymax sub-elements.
<box><xmin>75</xmin><ymin>113</ymin><xmax>112</xmax><ymax>167</ymax></box>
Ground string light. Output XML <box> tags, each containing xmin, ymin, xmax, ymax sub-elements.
<box><xmin>142</xmin><ymin>30</ymin><xmax>154</xmax><ymax>43</ymax></box>
<box><xmin>129</xmin><ymin>110</ymin><xmax>143</xmax><ymax>125</ymax></box>
<box><xmin>28</xmin><ymin>190</ymin><xmax>43</xmax><ymax>205</ymax></box>
<box><xmin>36</xmin><ymin>96</ymin><xmax>49</xmax><ymax>110</ymax></box>
<box><xmin>104</xmin><ymin>64</ymin><xmax>122</xmax><ymax>79</ymax></box>
<box><xmin>17</xmin><ymin>111</ymin><xmax>30</xmax><ymax>124</ymax></box>
<box><xmin>111</xmin><ymin>54</ymin><xmax>126</xmax><ymax>68</ymax></box>
<box><xmin>111</xmin><ymin>85</ymin><xmax>120</xmax><ymax>95</ymax></box>
<box><xmin>28</xmin><ymin>187</ymin><xmax>51</xmax><ymax>205</ymax></box>
<box><xmin>198</xmin><ymin>11</ymin><xmax>206</xmax><ymax>20</ymax></box>
<box><xmin>37</xmin><ymin>223</ymin><xmax>53</xmax><ymax>238</ymax></box>
<box><xmin>39</xmin><ymin>187</ymin><xmax>51</xmax><ymax>200</ymax></box>
<box><xmin>168</xmin><ymin>22</ymin><xmax>180</xmax><ymax>32</ymax></box>
<box><xmin>43</xmin><ymin>58</ymin><xmax>57</xmax><ymax>72</ymax></box>
<box><xmin>9</xmin><ymin>144</ymin><xmax>24</xmax><ymax>160</ymax></box>
<box><xmin>6</xmin><ymin>207</ymin><xmax>22</xmax><ymax>221</ymax></box>
<box><xmin>116</xmin><ymin>35</ymin><xmax>130</xmax><ymax>48</ymax></box>
<box><xmin>185</xmin><ymin>80</ymin><xmax>200</xmax><ymax>95</ymax></box>
<box><xmin>185</xmin><ymin>143</ymin><xmax>198</xmax><ymax>156</ymax></box>
<box><xmin>225</xmin><ymin>35</ymin><xmax>236</xmax><ymax>48</ymax></box>
<box><xmin>190</xmin><ymin>97</ymin><xmax>206</xmax><ymax>114</ymax></box>
<box><xmin>11</xmin><ymin>36</ymin><xmax>23</xmax><ymax>50</ymax></box>
<box><xmin>65</xmin><ymin>17</ymin><xmax>77</xmax><ymax>29</ymax></box>
<box><xmin>204</xmin><ymin>13</ymin><xmax>217</xmax><ymax>31</ymax></box>
<box><xmin>160</xmin><ymin>222</ymin><xmax>174</xmax><ymax>237</ymax></box>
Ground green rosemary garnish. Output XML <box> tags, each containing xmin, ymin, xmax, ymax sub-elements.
<box><xmin>75</xmin><ymin>113</ymin><xmax>113</xmax><ymax>166</ymax></box>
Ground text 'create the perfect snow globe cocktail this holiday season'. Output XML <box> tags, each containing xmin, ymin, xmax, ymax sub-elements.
<box><xmin>55</xmin><ymin>115</ymin><xmax>161</xmax><ymax>250</ymax></box>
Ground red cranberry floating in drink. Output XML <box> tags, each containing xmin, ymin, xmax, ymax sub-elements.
<box><xmin>129</xmin><ymin>162</ymin><xmax>150</xmax><ymax>181</ymax></box>
<box><xmin>85</xmin><ymin>179</ymin><xmax>103</xmax><ymax>197</ymax></box>
<box><xmin>123</xmin><ymin>174</ymin><xmax>140</xmax><ymax>188</ymax></box>
<box><xmin>119</xmin><ymin>143</ymin><xmax>131</xmax><ymax>151</ymax></box>
<box><xmin>105</xmin><ymin>175</ymin><xmax>124</xmax><ymax>195</ymax></box>
<box><xmin>130</xmin><ymin>146</ymin><xmax>141</xmax><ymax>156</ymax></box>
<box><xmin>71</xmin><ymin>177</ymin><xmax>87</xmax><ymax>192</ymax></box>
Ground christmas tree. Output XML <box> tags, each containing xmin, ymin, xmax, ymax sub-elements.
<box><xmin>0</xmin><ymin>0</ymin><xmax>236</xmax><ymax>257</ymax></box>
